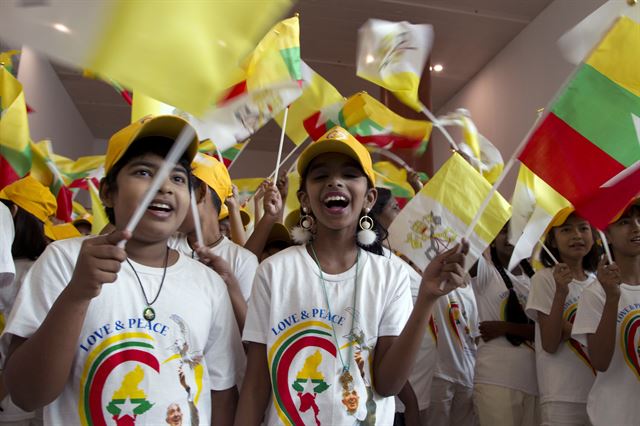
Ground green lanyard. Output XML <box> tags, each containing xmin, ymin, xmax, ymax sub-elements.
<box><xmin>309</xmin><ymin>244</ymin><xmax>359</xmax><ymax>377</ymax></box>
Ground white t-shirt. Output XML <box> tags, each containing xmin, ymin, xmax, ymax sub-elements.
<box><xmin>472</xmin><ymin>256</ymin><xmax>538</xmax><ymax>395</ymax></box>
<box><xmin>243</xmin><ymin>245</ymin><xmax>413</xmax><ymax>425</ymax></box>
<box><xmin>3</xmin><ymin>237</ymin><xmax>245</xmax><ymax>425</ymax></box>
<box><xmin>526</xmin><ymin>268</ymin><xmax>596</xmax><ymax>403</ymax></box>
<box><xmin>0</xmin><ymin>258</ymin><xmax>34</xmax><ymax>422</ymax></box>
<box><xmin>432</xmin><ymin>284</ymin><xmax>479</xmax><ymax>388</ymax></box>
<box><xmin>572</xmin><ymin>281</ymin><xmax>640</xmax><ymax>426</ymax></box>
<box><xmin>170</xmin><ymin>235</ymin><xmax>258</xmax><ymax>302</ymax></box>
<box><xmin>0</xmin><ymin>202</ymin><xmax>15</xmax><ymax>288</ymax></box>
<box><xmin>384</xmin><ymin>249</ymin><xmax>438</xmax><ymax>412</ymax></box>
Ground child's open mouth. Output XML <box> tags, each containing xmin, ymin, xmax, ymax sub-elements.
<box><xmin>147</xmin><ymin>200</ymin><xmax>173</xmax><ymax>218</ymax></box>
<box><xmin>323</xmin><ymin>193</ymin><xmax>349</xmax><ymax>214</ymax></box>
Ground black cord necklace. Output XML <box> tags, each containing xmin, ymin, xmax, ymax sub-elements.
<box><xmin>125</xmin><ymin>246</ymin><xmax>170</xmax><ymax>321</ymax></box>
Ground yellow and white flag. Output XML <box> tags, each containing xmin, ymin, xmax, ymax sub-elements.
<box><xmin>388</xmin><ymin>153</ymin><xmax>511</xmax><ymax>271</ymax></box>
<box><xmin>439</xmin><ymin>109</ymin><xmax>504</xmax><ymax>184</ymax></box>
<box><xmin>0</xmin><ymin>0</ymin><xmax>290</xmax><ymax>115</ymax></box>
<box><xmin>357</xmin><ymin>19</ymin><xmax>433</xmax><ymax>112</ymax></box>
<box><xmin>508</xmin><ymin>164</ymin><xmax>571</xmax><ymax>270</ymax></box>
<box><xmin>275</xmin><ymin>62</ymin><xmax>343</xmax><ymax>145</ymax></box>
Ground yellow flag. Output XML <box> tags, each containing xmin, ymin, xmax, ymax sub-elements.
<box><xmin>0</xmin><ymin>1</ymin><xmax>291</xmax><ymax>115</ymax></box>
<box><xmin>88</xmin><ymin>180</ymin><xmax>109</xmax><ymax>235</ymax></box>
<box><xmin>0</xmin><ymin>66</ymin><xmax>31</xmax><ymax>183</ymax></box>
<box><xmin>275</xmin><ymin>62</ymin><xmax>343</xmax><ymax>145</ymax></box>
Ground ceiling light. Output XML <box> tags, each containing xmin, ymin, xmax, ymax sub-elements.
<box><xmin>52</xmin><ymin>23</ymin><xmax>71</xmax><ymax>34</ymax></box>
<box><xmin>433</xmin><ymin>64</ymin><xmax>444</xmax><ymax>72</ymax></box>
<box><xmin>365</xmin><ymin>54</ymin><xmax>375</xmax><ymax>64</ymax></box>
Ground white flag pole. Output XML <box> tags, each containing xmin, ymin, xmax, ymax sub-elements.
<box><xmin>540</xmin><ymin>239</ymin><xmax>559</xmax><ymax>265</ymax></box>
<box><xmin>118</xmin><ymin>126</ymin><xmax>195</xmax><ymax>248</ymax></box>
<box><xmin>190</xmin><ymin>187</ymin><xmax>204</xmax><ymax>247</ymax></box>
<box><xmin>273</xmin><ymin>106</ymin><xmax>290</xmax><ymax>183</ymax></box>
<box><xmin>419</xmin><ymin>103</ymin><xmax>460</xmax><ymax>152</ymax></box>
<box><xmin>598</xmin><ymin>230</ymin><xmax>614</xmax><ymax>264</ymax></box>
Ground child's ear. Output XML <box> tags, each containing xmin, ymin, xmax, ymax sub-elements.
<box><xmin>364</xmin><ymin>187</ymin><xmax>378</xmax><ymax>211</ymax></box>
<box><xmin>9</xmin><ymin>204</ymin><xmax>18</xmax><ymax>218</ymax></box>
<box><xmin>99</xmin><ymin>178</ymin><xmax>114</xmax><ymax>208</ymax></box>
<box><xmin>297</xmin><ymin>190</ymin><xmax>309</xmax><ymax>210</ymax></box>
<box><xmin>196</xmin><ymin>183</ymin><xmax>207</xmax><ymax>204</ymax></box>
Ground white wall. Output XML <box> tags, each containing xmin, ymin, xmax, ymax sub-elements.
<box><xmin>17</xmin><ymin>47</ymin><xmax>95</xmax><ymax>158</ymax></box>
<box><xmin>432</xmin><ymin>0</ymin><xmax>606</xmax><ymax>196</ymax></box>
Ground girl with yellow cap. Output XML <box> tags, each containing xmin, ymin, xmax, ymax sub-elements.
<box><xmin>237</xmin><ymin>127</ymin><xmax>468</xmax><ymax>425</ymax></box>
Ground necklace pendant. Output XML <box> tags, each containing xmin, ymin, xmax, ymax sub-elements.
<box><xmin>339</xmin><ymin>370</ymin><xmax>353</xmax><ymax>390</ymax></box>
<box><xmin>143</xmin><ymin>307</ymin><xmax>156</xmax><ymax>321</ymax></box>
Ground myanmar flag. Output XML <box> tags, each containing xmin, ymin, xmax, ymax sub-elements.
<box><xmin>373</xmin><ymin>161</ymin><xmax>416</xmax><ymax>208</ymax></box>
<box><xmin>519</xmin><ymin>17</ymin><xmax>640</xmax><ymax>229</ymax></box>
<box><xmin>0</xmin><ymin>66</ymin><xmax>31</xmax><ymax>189</ymax></box>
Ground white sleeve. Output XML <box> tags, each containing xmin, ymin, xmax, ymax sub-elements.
<box><xmin>474</xmin><ymin>255</ymin><xmax>493</xmax><ymax>295</ymax></box>
<box><xmin>0</xmin><ymin>203</ymin><xmax>15</xmax><ymax>288</ymax></box>
<box><xmin>378</xmin><ymin>266</ymin><xmax>413</xmax><ymax>337</ymax></box>
<box><xmin>525</xmin><ymin>269</ymin><xmax>556</xmax><ymax>321</ymax></box>
<box><xmin>571</xmin><ymin>282</ymin><xmax>606</xmax><ymax>347</ymax></box>
<box><xmin>242</xmin><ymin>263</ymin><xmax>271</xmax><ymax>344</ymax></box>
<box><xmin>236</xmin><ymin>251</ymin><xmax>259</xmax><ymax>303</ymax></box>
<box><xmin>3</xmin><ymin>242</ymin><xmax>73</xmax><ymax>340</ymax></box>
<box><xmin>204</xmin><ymin>273</ymin><xmax>246</xmax><ymax>390</ymax></box>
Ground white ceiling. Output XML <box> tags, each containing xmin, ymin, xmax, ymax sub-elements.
<box><xmin>26</xmin><ymin>0</ymin><xmax>555</xmax><ymax>169</ymax></box>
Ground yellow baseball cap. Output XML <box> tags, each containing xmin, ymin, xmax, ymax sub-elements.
<box><xmin>0</xmin><ymin>176</ymin><xmax>57</xmax><ymax>223</ymax></box>
<box><xmin>297</xmin><ymin>126</ymin><xmax>375</xmax><ymax>186</ymax></box>
<box><xmin>547</xmin><ymin>207</ymin><xmax>575</xmax><ymax>231</ymax></box>
<box><xmin>192</xmin><ymin>153</ymin><xmax>232</xmax><ymax>203</ymax></box>
<box><xmin>266</xmin><ymin>222</ymin><xmax>292</xmax><ymax>245</ymax></box>
<box><xmin>45</xmin><ymin>222</ymin><xmax>81</xmax><ymax>241</ymax></box>
<box><xmin>72</xmin><ymin>214</ymin><xmax>94</xmax><ymax>226</ymax></box>
<box><xmin>218</xmin><ymin>204</ymin><xmax>251</xmax><ymax>227</ymax></box>
<box><xmin>104</xmin><ymin>115</ymin><xmax>199</xmax><ymax>174</ymax></box>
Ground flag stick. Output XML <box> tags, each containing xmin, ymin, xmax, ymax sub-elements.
<box><xmin>215</xmin><ymin>146</ymin><xmax>224</xmax><ymax>165</ymax></box>
<box><xmin>269</xmin><ymin>139</ymin><xmax>304</xmax><ymax>179</ymax></box>
<box><xmin>598</xmin><ymin>230</ymin><xmax>614</xmax><ymax>264</ymax></box>
<box><xmin>118</xmin><ymin>125</ymin><xmax>195</xmax><ymax>248</ymax></box>
<box><xmin>228</xmin><ymin>138</ymin><xmax>252</xmax><ymax>170</ymax></box>
<box><xmin>540</xmin><ymin>239</ymin><xmax>559</xmax><ymax>264</ymax></box>
<box><xmin>420</xmin><ymin>103</ymin><xmax>460</xmax><ymax>152</ymax></box>
<box><xmin>273</xmin><ymin>106</ymin><xmax>289</xmax><ymax>182</ymax></box>
<box><xmin>190</xmin><ymin>188</ymin><xmax>204</xmax><ymax>247</ymax></box>
<box><xmin>375</xmin><ymin>147</ymin><xmax>411</xmax><ymax>169</ymax></box>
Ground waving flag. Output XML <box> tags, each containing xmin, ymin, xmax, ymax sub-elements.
<box><xmin>30</xmin><ymin>141</ymin><xmax>74</xmax><ymax>222</ymax></box>
<box><xmin>275</xmin><ymin>62</ymin><xmax>344</xmax><ymax>145</ymax></box>
<box><xmin>0</xmin><ymin>1</ymin><xmax>290</xmax><ymax>115</ymax></box>
<box><xmin>188</xmin><ymin>16</ymin><xmax>303</xmax><ymax>151</ymax></box>
<box><xmin>439</xmin><ymin>109</ymin><xmax>504</xmax><ymax>184</ymax></box>
<box><xmin>508</xmin><ymin>164</ymin><xmax>571</xmax><ymax>270</ymax></box>
<box><xmin>304</xmin><ymin>92</ymin><xmax>432</xmax><ymax>151</ymax></box>
<box><xmin>0</xmin><ymin>66</ymin><xmax>31</xmax><ymax>189</ymax></box>
<box><xmin>357</xmin><ymin>19</ymin><xmax>433</xmax><ymax>112</ymax></box>
<box><xmin>388</xmin><ymin>153</ymin><xmax>511</xmax><ymax>271</ymax></box>
<box><xmin>520</xmin><ymin>17</ymin><xmax>640</xmax><ymax>229</ymax></box>
<box><xmin>373</xmin><ymin>161</ymin><xmax>415</xmax><ymax>208</ymax></box>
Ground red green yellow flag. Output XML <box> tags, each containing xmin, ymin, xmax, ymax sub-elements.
<box><xmin>519</xmin><ymin>17</ymin><xmax>640</xmax><ymax>229</ymax></box>
<box><xmin>0</xmin><ymin>66</ymin><xmax>31</xmax><ymax>189</ymax></box>
<box><xmin>304</xmin><ymin>92</ymin><xmax>432</xmax><ymax>151</ymax></box>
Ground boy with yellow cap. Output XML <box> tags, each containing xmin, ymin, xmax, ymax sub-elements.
<box><xmin>3</xmin><ymin>116</ymin><xmax>243</xmax><ymax>425</ymax></box>
<box><xmin>173</xmin><ymin>153</ymin><xmax>259</xmax><ymax>328</ymax></box>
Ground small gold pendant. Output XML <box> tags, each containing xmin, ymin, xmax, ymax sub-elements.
<box><xmin>339</xmin><ymin>370</ymin><xmax>353</xmax><ymax>390</ymax></box>
<box><xmin>143</xmin><ymin>307</ymin><xmax>155</xmax><ymax>321</ymax></box>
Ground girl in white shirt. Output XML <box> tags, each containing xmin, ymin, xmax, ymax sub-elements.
<box><xmin>572</xmin><ymin>201</ymin><xmax>640</xmax><ymax>426</ymax></box>
<box><xmin>236</xmin><ymin>127</ymin><xmax>468</xmax><ymax>426</ymax></box>
<box><xmin>526</xmin><ymin>209</ymin><xmax>599</xmax><ymax>425</ymax></box>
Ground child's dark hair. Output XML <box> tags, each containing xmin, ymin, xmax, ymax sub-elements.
<box><xmin>192</xmin><ymin>178</ymin><xmax>222</xmax><ymax>215</ymax></box>
<box><xmin>101</xmin><ymin>137</ymin><xmax>193</xmax><ymax>224</ymax></box>
<box><xmin>490</xmin><ymin>244</ymin><xmax>534</xmax><ymax>346</ymax></box>
<box><xmin>299</xmin><ymin>161</ymin><xmax>387</xmax><ymax>255</ymax></box>
<box><xmin>1</xmin><ymin>199</ymin><xmax>48</xmax><ymax>260</ymax></box>
<box><xmin>369</xmin><ymin>187</ymin><xmax>393</xmax><ymax>220</ymax></box>
<box><xmin>540</xmin><ymin>220</ymin><xmax>599</xmax><ymax>272</ymax></box>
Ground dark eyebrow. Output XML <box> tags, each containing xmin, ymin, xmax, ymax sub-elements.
<box><xmin>128</xmin><ymin>159</ymin><xmax>188</xmax><ymax>174</ymax></box>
